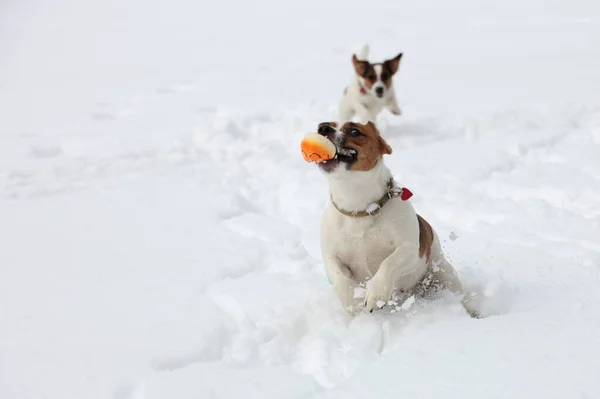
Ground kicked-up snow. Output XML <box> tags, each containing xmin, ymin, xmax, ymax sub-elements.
<box><xmin>1</xmin><ymin>0</ymin><xmax>600</xmax><ymax>398</ymax></box>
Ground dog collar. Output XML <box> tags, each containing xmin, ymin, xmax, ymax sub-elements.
<box><xmin>330</xmin><ymin>178</ymin><xmax>413</xmax><ymax>217</ymax></box>
<box><xmin>358</xmin><ymin>79</ymin><xmax>367</xmax><ymax>95</ymax></box>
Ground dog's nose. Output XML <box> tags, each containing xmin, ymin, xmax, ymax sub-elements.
<box><xmin>375</xmin><ymin>87</ymin><xmax>384</xmax><ymax>96</ymax></box>
<box><xmin>318</xmin><ymin>124</ymin><xmax>335</xmax><ymax>136</ymax></box>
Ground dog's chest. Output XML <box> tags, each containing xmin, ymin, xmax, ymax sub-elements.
<box><xmin>360</xmin><ymin>96</ymin><xmax>386</xmax><ymax>113</ymax></box>
<box><xmin>334</xmin><ymin>220</ymin><xmax>397</xmax><ymax>280</ymax></box>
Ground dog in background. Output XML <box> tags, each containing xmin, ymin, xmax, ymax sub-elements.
<box><xmin>338</xmin><ymin>44</ymin><xmax>403</xmax><ymax>124</ymax></box>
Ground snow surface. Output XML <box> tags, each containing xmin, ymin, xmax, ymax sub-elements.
<box><xmin>2</xmin><ymin>0</ymin><xmax>600</xmax><ymax>398</ymax></box>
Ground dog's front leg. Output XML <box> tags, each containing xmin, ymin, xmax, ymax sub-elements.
<box><xmin>324</xmin><ymin>255</ymin><xmax>362</xmax><ymax>315</ymax></box>
<box><xmin>364</xmin><ymin>245</ymin><xmax>419</xmax><ymax>312</ymax></box>
<box><xmin>338</xmin><ymin>96</ymin><xmax>355</xmax><ymax>123</ymax></box>
<box><xmin>386</xmin><ymin>91</ymin><xmax>402</xmax><ymax>115</ymax></box>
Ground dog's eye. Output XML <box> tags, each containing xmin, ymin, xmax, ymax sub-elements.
<box><xmin>349</xmin><ymin>129</ymin><xmax>364</xmax><ymax>138</ymax></box>
<box><xmin>381</xmin><ymin>73</ymin><xmax>389</xmax><ymax>81</ymax></box>
<box><xmin>367</xmin><ymin>75</ymin><xmax>376</xmax><ymax>81</ymax></box>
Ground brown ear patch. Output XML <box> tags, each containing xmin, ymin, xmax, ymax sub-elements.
<box><xmin>352</xmin><ymin>55</ymin><xmax>377</xmax><ymax>88</ymax></box>
<box><xmin>352</xmin><ymin>54</ymin><xmax>369</xmax><ymax>76</ymax></box>
<box><xmin>417</xmin><ymin>215</ymin><xmax>434</xmax><ymax>262</ymax></box>
<box><xmin>383</xmin><ymin>53</ymin><xmax>403</xmax><ymax>76</ymax></box>
<box><xmin>378</xmin><ymin>62</ymin><xmax>394</xmax><ymax>88</ymax></box>
<box><xmin>379</xmin><ymin>137</ymin><xmax>392</xmax><ymax>155</ymax></box>
<box><xmin>365</xmin><ymin>121</ymin><xmax>378</xmax><ymax>132</ymax></box>
<box><xmin>367</xmin><ymin>122</ymin><xmax>392</xmax><ymax>155</ymax></box>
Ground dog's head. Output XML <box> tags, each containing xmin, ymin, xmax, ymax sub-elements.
<box><xmin>352</xmin><ymin>52</ymin><xmax>402</xmax><ymax>98</ymax></box>
<box><xmin>314</xmin><ymin>121</ymin><xmax>392</xmax><ymax>174</ymax></box>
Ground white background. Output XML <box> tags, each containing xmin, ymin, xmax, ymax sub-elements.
<box><xmin>1</xmin><ymin>0</ymin><xmax>600</xmax><ymax>398</ymax></box>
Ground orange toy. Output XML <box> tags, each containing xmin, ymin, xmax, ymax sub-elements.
<box><xmin>301</xmin><ymin>133</ymin><xmax>336</xmax><ymax>163</ymax></box>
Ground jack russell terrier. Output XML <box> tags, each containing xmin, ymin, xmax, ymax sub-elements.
<box><xmin>313</xmin><ymin>120</ymin><xmax>478</xmax><ymax>316</ymax></box>
<box><xmin>338</xmin><ymin>44</ymin><xmax>403</xmax><ymax>124</ymax></box>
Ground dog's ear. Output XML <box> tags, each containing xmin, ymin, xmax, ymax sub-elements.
<box><xmin>366</xmin><ymin>121</ymin><xmax>393</xmax><ymax>155</ymax></box>
<box><xmin>318</xmin><ymin>122</ymin><xmax>338</xmax><ymax>134</ymax></box>
<box><xmin>384</xmin><ymin>53</ymin><xmax>403</xmax><ymax>75</ymax></box>
<box><xmin>352</xmin><ymin>54</ymin><xmax>369</xmax><ymax>77</ymax></box>
<box><xmin>379</xmin><ymin>137</ymin><xmax>393</xmax><ymax>155</ymax></box>
<box><xmin>365</xmin><ymin>121</ymin><xmax>378</xmax><ymax>131</ymax></box>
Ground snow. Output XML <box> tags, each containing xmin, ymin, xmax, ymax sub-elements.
<box><xmin>400</xmin><ymin>296</ymin><xmax>416</xmax><ymax>311</ymax></box>
<box><xmin>1</xmin><ymin>0</ymin><xmax>600</xmax><ymax>398</ymax></box>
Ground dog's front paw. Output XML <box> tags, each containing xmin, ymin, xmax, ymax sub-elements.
<box><xmin>364</xmin><ymin>276</ymin><xmax>394</xmax><ymax>313</ymax></box>
<box><xmin>390</xmin><ymin>106</ymin><xmax>402</xmax><ymax>115</ymax></box>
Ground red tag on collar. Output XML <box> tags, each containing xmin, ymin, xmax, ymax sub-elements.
<box><xmin>360</xmin><ymin>87</ymin><xmax>367</xmax><ymax>95</ymax></box>
<box><xmin>400</xmin><ymin>187</ymin><xmax>413</xmax><ymax>201</ymax></box>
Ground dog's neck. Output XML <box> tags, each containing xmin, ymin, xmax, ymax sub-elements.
<box><xmin>353</xmin><ymin>77</ymin><xmax>391</xmax><ymax>103</ymax></box>
<box><xmin>327</xmin><ymin>160</ymin><xmax>392</xmax><ymax>213</ymax></box>
<box><xmin>356</xmin><ymin>78</ymin><xmax>368</xmax><ymax>95</ymax></box>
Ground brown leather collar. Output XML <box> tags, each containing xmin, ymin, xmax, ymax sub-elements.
<box><xmin>330</xmin><ymin>178</ymin><xmax>412</xmax><ymax>217</ymax></box>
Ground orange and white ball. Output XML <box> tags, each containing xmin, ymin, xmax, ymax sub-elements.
<box><xmin>301</xmin><ymin>133</ymin><xmax>336</xmax><ymax>163</ymax></box>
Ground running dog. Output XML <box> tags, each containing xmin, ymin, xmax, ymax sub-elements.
<box><xmin>338</xmin><ymin>44</ymin><xmax>403</xmax><ymax>124</ymax></box>
<box><xmin>313</xmin><ymin>120</ymin><xmax>478</xmax><ymax>316</ymax></box>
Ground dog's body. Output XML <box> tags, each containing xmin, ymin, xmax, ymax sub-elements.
<box><xmin>314</xmin><ymin>121</ymin><xmax>468</xmax><ymax>315</ymax></box>
<box><xmin>338</xmin><ymin>45</ymin><xmax>403</xmax><ymax>124</ymax></box>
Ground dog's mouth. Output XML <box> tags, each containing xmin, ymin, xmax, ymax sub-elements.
<box><xmin>317</xmin><ymin>145</ymin><xmax>357</xmax><ymax>173</ymax></box>
<box><xmin>337</xmin><ymin>146</ymin><xmax>357</xmax><ymax>162</ymax></box>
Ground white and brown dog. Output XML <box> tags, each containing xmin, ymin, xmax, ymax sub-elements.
<box><xmin>338</xmin><ymin>44</ymin><xmax>403</xmax><ymax>124</ymax></box>
<box><xmin>313</xmin><ymin>120</ymin><xmax>477</xmax><ymax>316</ymax></box>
